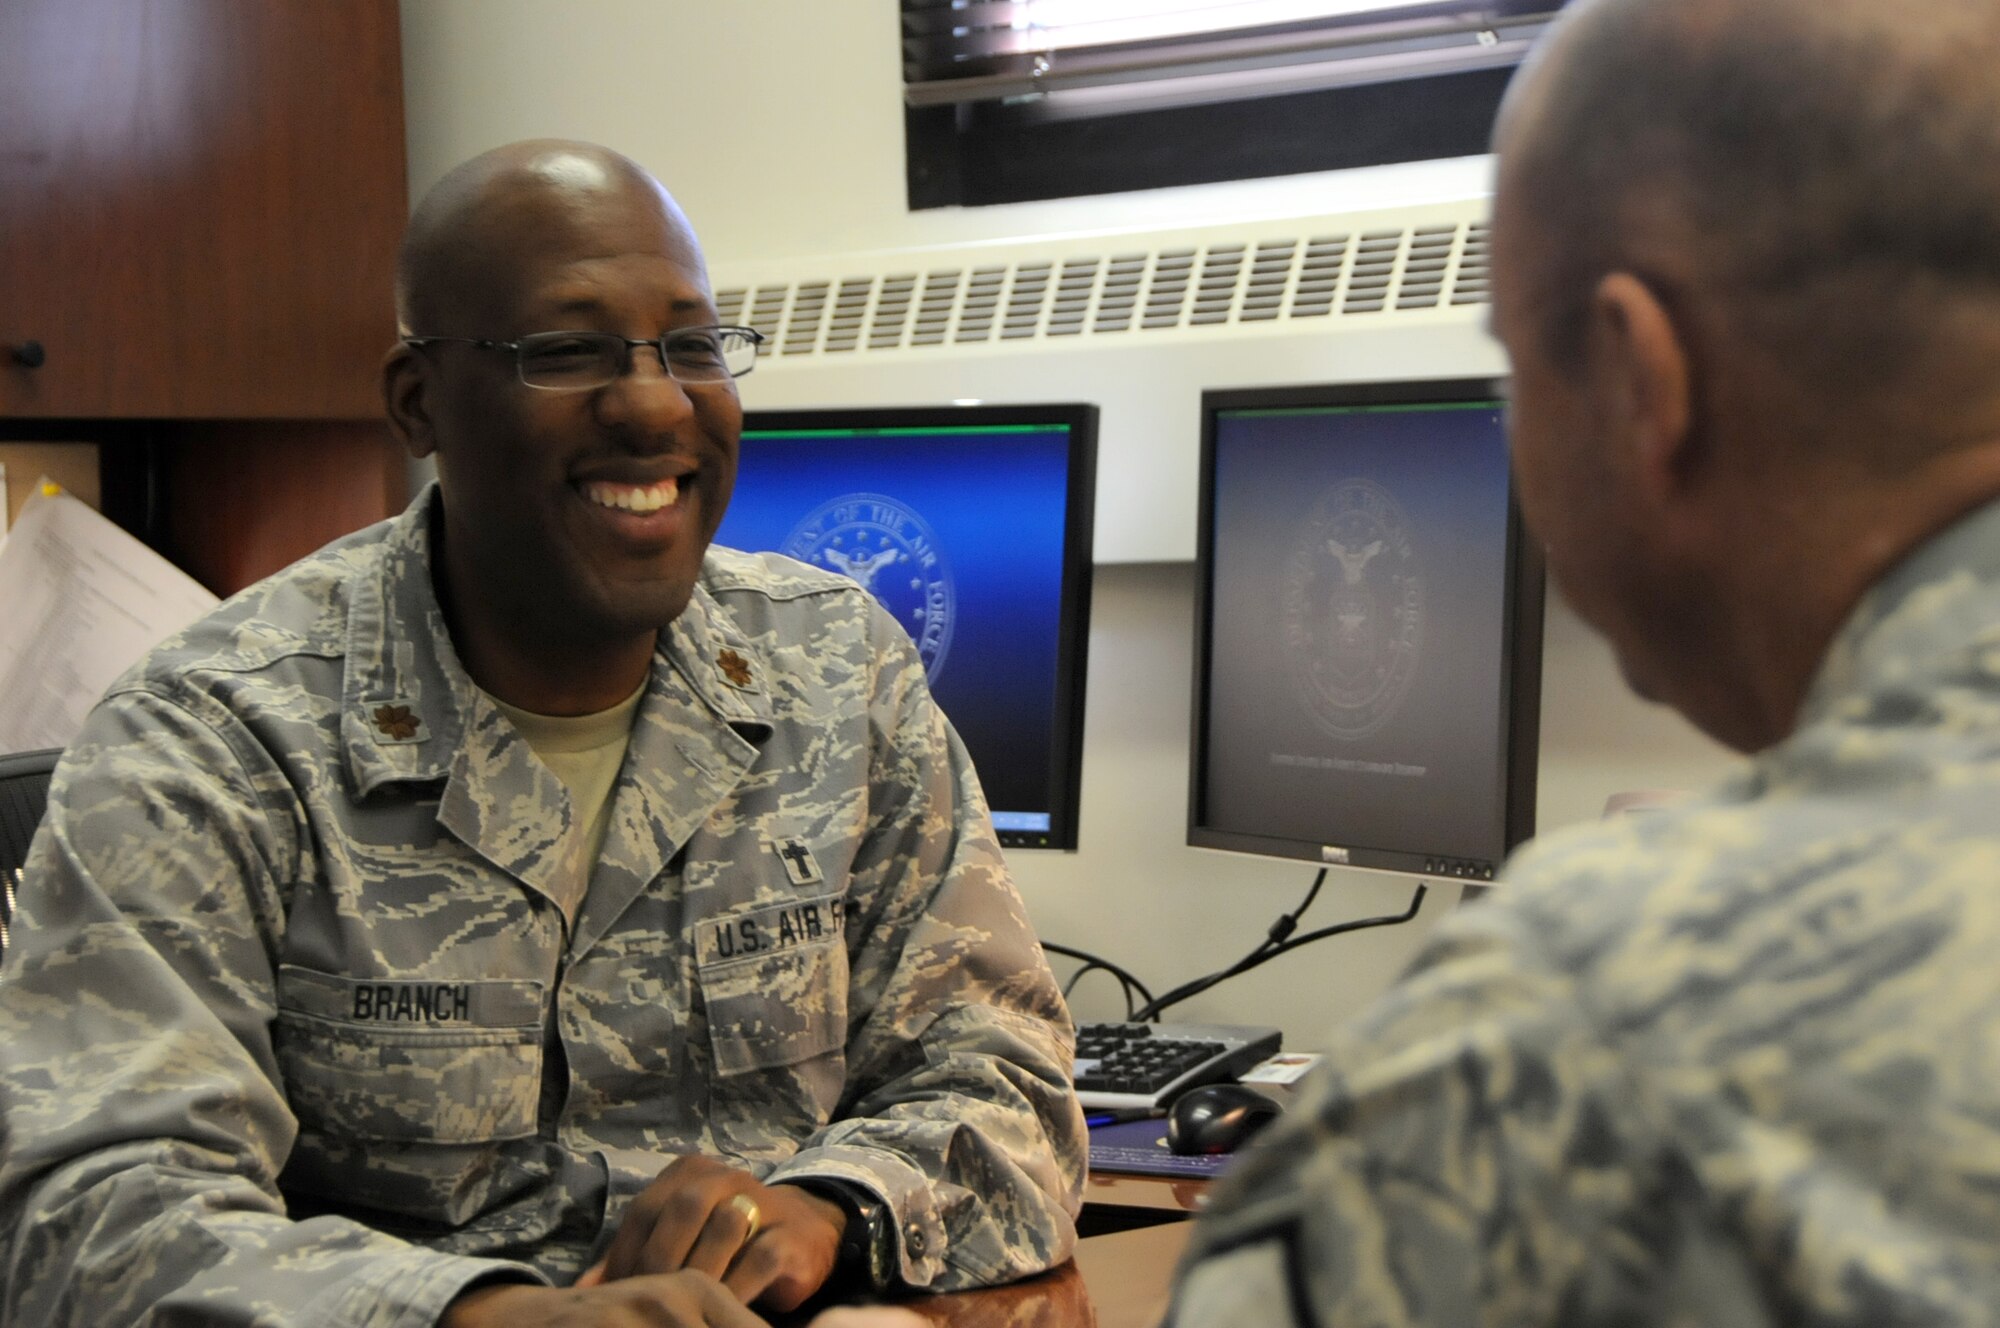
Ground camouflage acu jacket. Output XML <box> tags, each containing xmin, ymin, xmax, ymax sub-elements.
<box><xmin>0</xmin><ymin>489</ymin><xmax>1084</xmax><ymax>1327</ymax></box>
<box><xmin>1170</xmin><ymin>496</ymin><xmax>2000</xmax><ymax>1328</ymax></box>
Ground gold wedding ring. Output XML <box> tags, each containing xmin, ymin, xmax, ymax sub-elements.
<box><xmin>728</xmin><ymin>1192</ymin><xmax>762</xmax><ymax>1243</ymax></box>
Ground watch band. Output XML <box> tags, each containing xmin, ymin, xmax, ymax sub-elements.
<box><xmin>787</xmin><ymin>1179</ymin><xmax>896</xmax><ymax>1295</ymax></box>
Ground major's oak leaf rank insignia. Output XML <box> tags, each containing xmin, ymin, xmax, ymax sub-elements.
<box><xmin>717</xmin><ymin>649</ymin><xmax>755</xmax><ymax>689</ymax></box>
<box><xmin>370</xmin><ymin>703</ymin><xmax>424</xmax><ymax>742</ymax></box>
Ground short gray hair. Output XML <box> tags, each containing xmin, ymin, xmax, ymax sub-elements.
<box><xmin>1505</xmin><ymin>0</ymin><xmax>2000</xmax><ymax>396</ymax></box>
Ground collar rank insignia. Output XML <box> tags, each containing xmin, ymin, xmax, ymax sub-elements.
<box><xmin>717</xmin><ymin>648</ymin><xmax>755</xmax><ymax>689</ymax></box>
<box><xmin>371</xmin><ymin>703</ymin><xmax>425</xmax><ymax>743</ymax></box>
<box><xmin>775</xmin><ymin>838</ymin><xmax>823</xmax><ymax>887</ymax></box>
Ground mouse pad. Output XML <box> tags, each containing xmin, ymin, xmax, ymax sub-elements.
<box><xmin>1087</xmin><ymin>1117</ymin><xmax>1238</xmax><ymax>1177</ymax></box>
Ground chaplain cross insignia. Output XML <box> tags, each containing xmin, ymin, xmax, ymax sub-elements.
<box><xmin>717</xmin><ymin>649</ymin><xmax>754</xmax><ymax>689</ymax></box>
<box><xmin>371</xmin><ymin>704</ymin><xmax>422</xmax><ymax>741</ymax></box>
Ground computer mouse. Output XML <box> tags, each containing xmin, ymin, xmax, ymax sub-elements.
<box><xmin>1165</xmin><ymin>1083</ymin><xmax>1282</xmax><ymax>1155</ymax></box>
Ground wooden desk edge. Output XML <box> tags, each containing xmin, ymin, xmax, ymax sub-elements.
<box><xmin>869</xmin><ymin>1219</ymin><xmax>1189</xmax><ymax>1328</ymax></box>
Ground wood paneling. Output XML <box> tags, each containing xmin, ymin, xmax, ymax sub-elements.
<box><xmin>165</xmin><ymin>422</ymin><xmax>407</xmax><ymax>597</ymax></box>
<box><xmin>0</xmin><ymin>0</ymin><xmax>407</xmax><ymax>420</ymax></box>
<box><xmin>0</xmin><ymin>0</ymin><xmax>410</xmax><ymax>595</ymax></box>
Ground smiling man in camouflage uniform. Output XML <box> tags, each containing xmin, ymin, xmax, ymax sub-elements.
<box><xmin>1165</xmin><ymin>0</ymin><xmax>2000</xmax><ymax>1324</ymax></box>
<box><xmin>0</xmin><ymin>141</ymin><xmax>1084</xmax><ymax>1328</ymax></box>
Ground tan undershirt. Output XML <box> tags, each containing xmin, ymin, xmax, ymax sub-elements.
<box><xmin>485</xmin><ymin>682</ymin><xmax>646</xmax><ymax>890</ymax></box>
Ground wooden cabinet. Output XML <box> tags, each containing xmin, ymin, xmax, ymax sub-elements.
<box><xmin>0</xmin><ymin>0</ymin><xmax>409</xmax><ymax>595</ymax></box>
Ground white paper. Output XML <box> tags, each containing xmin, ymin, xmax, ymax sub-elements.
<box><xmin>0</xmin><ymin>482</ymin><xmax>219</xmax><ymax>752</ymax></box>
<box><xmin>1239</xmin><ymin>1052</ymin><xmax>1323</xmax><ymax>1085</ymax></box>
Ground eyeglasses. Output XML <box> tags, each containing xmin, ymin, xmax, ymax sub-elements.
<box><xmin>402</xmin><ymin>326</ymin><xmax>764</xmax><ymax>389</ymax></box>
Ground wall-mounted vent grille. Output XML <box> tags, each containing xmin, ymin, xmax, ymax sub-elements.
<box><xmin>714</xmin><ymin>208</ymin><xmax>1491</xmax><ymax>362</ymax></box>
<box><xmin>1004</xmin><ymin>263</ymin><xmax>1052</xmax><ymax>340</ymax></box>
<box><xmin>1188</xmin><ymin>245</ymin><xmax>1239</xmax><ymax>326</ymax></box>
<box><xmin>744</xmin><ymin>286</ymin><xmax>786</xmax><ymax>350</ymax></box>
<box><xmin>824</xmin><ymin>278</ymin><xmax>873</xmax><ymax>353</ymax></box>
<box><xmin>1095</xmin><ymin>255</ymin><xmax>1145</xmax><ymax>334</ymax></box>
<box><xmin>782</xmin><ymin>281</ymin><xmax>829</xmax><ymax>355</ymax></box>
<box><xmin>1396</xmin><ymin>225</ymin><xmax>1459</xmax><ymax>310</ymax></box>
<box><xmin>1342</xmin><ymin>231</ymin><xmax>1400</xmax><ymax>314</ymax></box>
<box><xmin>1452</xmin><ymin>222</ymin><xmax>1492</xmax><ymax>306</ymax></box>
<box><xmin>1144</xmin><ymin>249</ymin><xmax>1195</xmax><ymax>330</ymax></box>
<box><xmin>1242</xmin><ymin>241</ymin><xmax>1295</xmax><ymax>323</ymax></box>
<box><xmin>957</xmin><ymin>266</ymin><xmax>1005</xmax><ymax>344</ymax></box>
<box><xmin>914</xmin><ymin>271</ymin><xmax>958</xmax><ymax>346</ymax></box>
<box><xmin>1292</xmin><ymin>236</ymin><xmax>1349</xmax><ymax>319</ymax></box>
<box><xmin>870</xmin><ymin>275</ymin><xmax>917</xmax><ymax>349</ymax></box>
<box><xmin>1049</xmin><ymin>259</ymin><xmax>1096</xmax><ymax>337</ymax></box>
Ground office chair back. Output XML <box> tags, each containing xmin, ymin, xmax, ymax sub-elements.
<box><xmin>0</xmin><ymin>747</ymin><xmax>62</xmax><ymax>961</ymax></box>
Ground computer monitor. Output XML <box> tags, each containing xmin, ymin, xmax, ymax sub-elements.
<box><xmin>718</xmin><ymin>404</ymin><xmax>1097</xmax><ymax>850</ymax></box>
<box><xmin>1189</xmin><ymin>380</ymin><xmax>1544</xmax><ymax>882</ymax></box>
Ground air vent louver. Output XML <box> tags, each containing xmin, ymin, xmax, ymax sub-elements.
<box><xmin>1241</xmin><ymin>241</ymin><xmax>1296</xmax><ymax>323</ymax></box>
<box><xmin>1094</xmin><ymin>254</ymin><xmax>1145</xmax><ymax>334</ymax></box>
<box><xmin>782</xmin><ymin>281</ymin><xmax>829</xmax><ymax>355</ymax></box>
<box><xmin>1143</xmin><ymin>249</ymin><xmax>1196</xmax><ymax>329</ymax></box>
<box><xmin>821</xmin><ymin>278</ymin><xmax>872</xmax><ymax>353</ymax></box>
<box><xmin>869</xmin><ymin>275</ymin><xmax>917</xmax><ymax>349</ymax></box>
<box><xmin>1004</xmin><ymin>263</ymin><xmax>1052</xmax><ymax>341</ymax></box>
<box><xmin>1291</xmin><ymin>236</ymin><xmax>1350</xmax><ymax>318</ymax></box>
<box><xmin>1453</xmin><ymin>222</ymin><xmax>1492</xmax><ymax>306</ymax></box>
<box><xmin>912</xmin><ymin>270</ymin><xmax>958</xmax><ymax>346</ymax></box>
<box><xmin>712</xmin><ymin>211</ymin><xmax>1488</xmax><ymax>363</ymax></box>
<box><xmin>1342</xmin><ymin>231</ymin><xmax>1402</xmax><ymax>314</ymax></box>
<box><xmin>1049</xmin><ymin>259</ymin><xmax>1096</xmax><ymax>337</ymax></box>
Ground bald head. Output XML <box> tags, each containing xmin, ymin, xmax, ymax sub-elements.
<box><xmin>396</xmin><ymin>140</ymin><xmax>702</xmax><ymax>337</ymax></box>
<box><xmin>1499</xmin><ymin>0</ymin><xmax>2000</xmax><ymax>442</ymax></box>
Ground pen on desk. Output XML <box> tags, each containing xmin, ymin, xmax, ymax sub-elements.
<box><xmin>1085</xmin><ymin>1108</ymin><xmax>1156</xmax><ymax>1127</ymax></box>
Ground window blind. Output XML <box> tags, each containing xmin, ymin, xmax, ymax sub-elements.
<box><xmin>904</xmin><ymin>0</ymin><xmax>1566</xmax><ymax>118</ymax></box>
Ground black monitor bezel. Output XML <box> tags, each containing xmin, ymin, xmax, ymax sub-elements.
<box><xmin>1187</xmin><ymin>378</ymin><xmax>1544</xmax><ymax>881</ymax></box>
<box><xmin>737</xmin><ymin>402</ymin><xmax>1098</xmax><ymax>851</ymax></box>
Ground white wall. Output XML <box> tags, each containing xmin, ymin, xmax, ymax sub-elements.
<box><xmin>399</xmin><ymin>1</ymin><xmax>1742</xmax><ymax>1044</ymax></box>
<box><xmin>398</xmin><ymin>1</ymin><xmax>1496</xmax><ymax>262</ymax></box>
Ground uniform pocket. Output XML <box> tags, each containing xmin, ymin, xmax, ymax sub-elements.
<box><xmin>273</xmin><ymin>965</ymin><xmax>545</xmax><ymax>1144</ymax></box>
<box><xmin>696</xmin><ymin>893</ymin><xmax>850</xmax><ymax>1076</ymax></box>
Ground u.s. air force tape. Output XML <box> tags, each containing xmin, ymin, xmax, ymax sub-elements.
<box><xmin>699</xmin><ymin>893</ymin><xmax>848</xmax><ymax>967</ymax></box>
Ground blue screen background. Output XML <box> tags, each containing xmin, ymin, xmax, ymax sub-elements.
<box><xmin>717</xmin><ymin>425</ymin><xmax>1075</xmax><ymax>825</ymax></box>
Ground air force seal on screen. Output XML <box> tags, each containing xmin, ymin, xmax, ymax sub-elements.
<box><xmin>784</xmin><ymin>493</ymin><xmax>956</xmax><ymax>682</ymax></box>
<box><xmin>1280</xmin><ymin>478</ymin><xmax>1423</xmax><ymax>739</ymax></box>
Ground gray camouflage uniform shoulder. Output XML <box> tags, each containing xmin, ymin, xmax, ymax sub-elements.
<box><xmin>702</xmin><ymin>544</ymin><xmax>861</xmax><ymax>602</ymax></box>
<box><xmin>1170</xmin><ymin>497</ymin><xmax>2000</xmax><ymax>1328</ymax></box>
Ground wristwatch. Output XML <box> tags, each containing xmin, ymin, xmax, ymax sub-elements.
<box><xmin>788</xmin><ymin>1178</ymin><xmax>895</xmax><ymax>1295</ymax></box>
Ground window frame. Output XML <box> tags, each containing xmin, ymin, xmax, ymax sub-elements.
<box><xmin>902</xmin><ymin>1</ymin><xmax>1567</xmax><ymax>209</ymax></box>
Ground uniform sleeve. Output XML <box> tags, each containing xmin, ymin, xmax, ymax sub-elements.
<box><xmin>0</xmin><ymin>687</ymin><xmax>543</xmax><ymax>1328</ymax></box>
<box><xmin>761</xmin><ymin>605</ymin><xmax>1087</xmax><ymax>1292</ymax></box>
<box><xmin>1164</xmin><ymin>892</ymin><xmax>1665</xmax><ymax>1328</ymax></box>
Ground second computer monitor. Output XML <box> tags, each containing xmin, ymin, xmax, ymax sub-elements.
<box><xmin>1189</xmin><ymin>380</ymin><xmax>1544</xmax><ymax>882</ymax></box>
<box><xmin>718</xmin><ymin>404</ymin><xmax>1097</xmax><ymax>850</ymax></box>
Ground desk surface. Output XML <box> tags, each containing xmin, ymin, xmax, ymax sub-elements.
<box><xmin>1073</xmin><ymin>1222</ymin><xmax>1189</xmax><ymax>1328</ymax></box>
<box><xmin>1084</xmin><ymin>1171</ymin><xmax>1209</xmax><ymax>1215</ymax></box>
<box><xmin>890</xmin><ymin>1220</ymin><xmax>1191</xmax><ymax>1328</ymax></box>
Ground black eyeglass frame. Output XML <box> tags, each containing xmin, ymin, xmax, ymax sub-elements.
<box><xmin>401</xmin><ymin>325</ymin><xmax>765</xmax><ymax>387</ymax></box>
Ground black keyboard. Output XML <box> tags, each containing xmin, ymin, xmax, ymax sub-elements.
<box><xmin>1072</xmin><ymin>1020</ymin><xmax>1283</xmax><ymax>1112</ymax></box>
